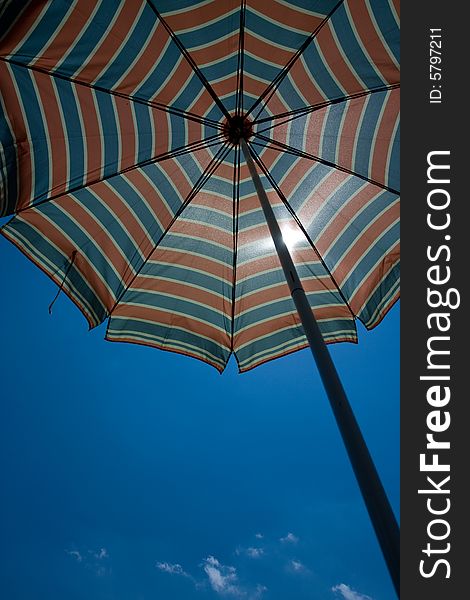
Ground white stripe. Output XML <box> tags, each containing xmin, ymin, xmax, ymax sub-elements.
<box><xmin>0</xmin><ymin>80</ymin><xmax>18</xmax><ymax>207</ymax></box>
<box><xmin>368</xmin><ymin>89</ymin><xmax>390</xmax><ymax>180</ymax></box>
<box><xmin>366</xmin><ymin>0</ymin><xmax>400</xmax><ymax>70</ymax></box>
<box><xmin>56</xmin><ymin>77</ymin><xmax>73</xmax><ymax>189</ymax></box>
<box><xmin>117</xmin><ymin>302</ymin><xmax>229</xmax><ymax>337</ymax></box>
<box><xmin>173</xmin><ymin>7</ymin><xmax>238</xmax><ymax>36</ymax></box>
<box><xmin>343</xmin><ymin>1</ymin><xmax>385</xmax><ymax>82</ymax></box>
<box><xmin>7</xmin><ymin>0</ymin><xmax>50</xmax><ymax>56</ymax></box>
<box><xmin>94</xmin><ymin>2</ymin><xmax>147</xmax><ymax>86</ymax></box>
<box><xmin>70</xmin><ymin>82</ymin><xmax>88</xmax><ymax>185</ymax></box>
<box><xmin>53</xmin><ymin>1</ymin><xmax>102</xmax><ymax>72</ymax></box>
<box><xmin>30</xmin><ymin>0</ymin><xmax>78</xmax><ymax>68</ymax></box>
<box><xmin>3</xmin><ymin>221</ymin><xmax>103</xmax><ymax>324</ymax></box>
<box><xmin>8</xmin><ymin>64</ymin><xmax>35</xmax><ymax>206</ymax></box>
<box><xmin>350</xmin><ymin>95</ymin><xmax>369</xmax><ymax>173</ymax></box>
<box><xmin>385</xmin><ymin>108</ymin><xmax>399</xmax><ymax>188</ymax></box>
<box><xmin>112</xmin><ymin>18</ymin><xmax>160</xmax><ymax>92</ymax></box>
<box><xmin>160</xmin><ymin>0</ymin><xmax>213</xmax><ymax>18</ymax></box>
<box><xmin>340</xmin><ymin>220</ymin><xmax>399</xmax><ymax>289</ymax></box>
<box><xmin>72</xmin><ymin>2</ymin><xmax>125</xmax><ymax>79</ymax></box>
<box><xmin>29</xmin><ymin>72</ymin><xmax>52</xmax><ymax>198</ymax></box>
<box><xmin>108</xmin><ymin>326</ymin><xmax>227</xmax><ymax>367</ymax></box>
<box><xmin>90</xmin><ymin>89</ymin><xmax>105</xmax><ymax>180</ymax></box>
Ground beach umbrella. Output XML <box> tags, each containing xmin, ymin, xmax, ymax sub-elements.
<box><xmin>0</xmin><ymin>0</ymin><xmax>400</xmax><ymax>594</ymax></box>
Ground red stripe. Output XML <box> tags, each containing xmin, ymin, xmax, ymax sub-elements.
<box><xmin>315</xmin><ymin>184</ymin><xmax>385</xmax><ymax>254</ymax></box>
<box><xmin>238</xmin><ymin>335</ymin><xmax>356</xmax><ymax>373</ymax></box>
<box><xmin>168</xmin><ymin>220</ymin><xmax>234</xmax><ymax>250</ymax></box>
<box><xmin>234</xmin><ymin>305</ymin><xmax>350</xmax><ymax>347</ymax></box>
<box><xmin>31</xmin><ymin>1</ymin><xmax>97</xmax><ymax>70</ymax></box>
<box><xmin>331</xmin><ymin>204</ymin><xmax>399</xmax><ymax>285</ymax></box>
<box><xmin>14</xmin><ymin>208</ymin><xmax>116</xmax><ymax>309</ymax></box>
<box><xmin>0</xmin><ymin>1</ymin><xmax>46</xmax><ymax>55</ymax></box>
<box><xmin>111</xmin><ymin>304</ymin><xmax>230</xmax><ymax>347</ymax></box>
<box><xmin>116</xmin><ymin>21</ymin><xmax>169</xmax><ymax>96</ymax></box>
<box><xmin>1</xmin><ymin>226</ymin><xmax>97</xmax><ymax>328</ymax></box>
<box><xmin>315</xmin><ymin>22</ymin><xmax>363</xmax><ymax>94</ymax></box>
<box><xmin>336</xmin><ymin>96</ymin><xmax>367</xmax><ymax>171</ymax></box>
<box><xmin>349</xmin><ymin>247</ymin><xmax>400</xmax><ymax>315</ymax></box>
<box><xmin>105</xmin><ymin>334</ymin><xmax>225</xmax><ymax>372</ymax></box>
<box><xmin>76</xmin><ymin>2</ymin><xmax>143</xmax><ymax>83</ymax></box>
<box><xmin>370</xmin><ymin>91</ymin><xmax>399</xmax><ymax>184</ymax></box>
<box><xmin>0</xmin><ymin>62</ymin><xmax>33</xmax><ymax>210</ymax></box>
<box><xmin>164</xmin><ymin>1</ymin><xmax>238</xmax><ymax>32</ymax></box>
<box><xmin>74</xmin><ymin>85</ymin><xmax>102</xmax><ymax>185</ymax></box>
<box><xmin>149</xmin><ymin>247</ymin><xmax>232</xmax><ymax>282</ymax></box>
<box><xmin>130</xmin><ymin>277</ymin><xmax>231</xmax><ymax>317</ymax></box>
<box><xmin>347</xmin><ymin>1</ymin><xmax>399</xmax><ymax>83</ymax></box>
<box><xmin>33</xmin><ymin>71</ymin><xmax>68</xmax><ymax>198</ymax></box>
<box><xmin>249</xmin><ymin>1</ymin><xmax>325</xmax><ymax>34</ymax></box>
<box><xmin>114</xmin><ymin>97</ymin><xmax>136</xmax><ymax>170</ymax></box>
<box><xmin>244</xmin><ymin>31</ymin><xmax>293</xmax><ymax>67</ymax></box>
<box><xmin>122</xmin><ymin>169</ymin><xmax>175</xmax><ymax>231</ymax></box>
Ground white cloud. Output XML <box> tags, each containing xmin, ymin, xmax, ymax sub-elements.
<box><xmin>236</xmin><ymin>546</ymin><xmax>264</xmax><ymax>559</ymax></box>
<box><xmin>203</xmin><ymin>556</ymin><xmax>241</xmax><ymax>596</ymax></box>
<box><xmin>66</xmin><ymin>547</ymin><xmax>111</xmax><ymax>577</ymax></box>
<box><xmin>93</xmin><ymin>548</ymin><xmax>108</xmax><ymax>560</ymax></box>
<box><xmin>280</xmin><ymin>532</ymin><xmax>299</xmax><ymax>544</ymax></box>
<box><xmin>332</xmin><ymin>583</ymin><xmax>373</xmax><ymax>600</ymax></box>
<box><xmin>65</xmin><ymin>550</ymin><xmax>82</xmax><ymax>562</ymax></box>
<box><xmin>255</xmin><ymin>533</ymin><xmax>264</xmax><ymax>540</ymax></box>
<box><xmin>290</xmin><ymin>560</ymin><xmax>305</xmax><ymax>572</ymax></box>
<box><xmin>156</xmin><ymin>561</ymin><xmax>191</xmax><ymax>579</ymax></box>
<box><xmin>246</xmin><ymin>547</ymin><xmax>264</xmax><ymax>559</ymax></box>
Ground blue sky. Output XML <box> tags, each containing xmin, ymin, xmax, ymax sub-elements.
<box><xmin>0</xmin><ymin>231</ymin><xmax>399</xmax><ymax>600</ymax></box>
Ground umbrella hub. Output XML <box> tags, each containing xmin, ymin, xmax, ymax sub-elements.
<box><xmin>223</xmin><ymin>114</ymin><xmax>253</xmax><ymax>145</ymax></box>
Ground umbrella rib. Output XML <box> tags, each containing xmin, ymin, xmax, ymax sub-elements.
<box><xmin>248</xmin><ymin>143</ymin><xmax>357</xmax><ymax>324</ymax></box>
<box><xmin>253</xmin><ymin>83</ymin><xmax>401</xmax><ymax>129</ymax></box>
<box><xmin>146</xmin><ymin>1</ymin><xmax>231</xmax><ymax>120</ymax></box>
<box><xmin>230</xmin><ymin>144</ymin><xmax>241</xmax><ymax>350</ymax></box>
<box><xmin>0</xmin><ymin>56</ymin><xmax>223</xmax><ymax>130</ymax></box>
<box><xmin>235</xmin><ymin>0</ymin><xmax>247</xmax><ymax>117</ymax></box>
<box><xmin>11</xmin><ymin>134</ymin><xmax>225</xmax><ymax>216</ymax></box>
<box><xmin>245</xmin><ymin>0</ymin><xmax>345</xmax><ymax>120</ymax></box>
<box><xmin>253</xmin><ymin>133</ymin><xmax>400</xmax><ymax>196</ymax></box>
<box><xmin>106</xmin><ymin>143</ymin><xmax>231</xmax><ymax>317</ymax></box>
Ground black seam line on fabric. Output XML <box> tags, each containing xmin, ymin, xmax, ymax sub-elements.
<box><xmin>244</xmin><ymin>0</ymin><xmax>345</xmax><ymax>120</ymax></box>
<box><xmin>235</xmin><ymin>0</ymin><xmax>247</xmax><ymax>117</ymax></box>
<box><xmin>248</xmin><ymin>142</ymin><xmax>357</xmax><ymax>325</ymax></box>
<box><xmin>230</xmin><ymin>145</ymin><xmax>241</xmax><ymax>350</ymax></box>
<box><xmin>12</xmin><ymin>134</ymin><xmax>224</xmax><ymax>216</ymax></box>
<box><xmin>253</xmin><ymin>83</ymin><xmax>401</xmax><ymax>128</ymax></box>
<box><xmin>146</xmin><ymin>1</ymin><xmax>231</xmax><ymax>121</ymax></box>
<box><xmin>0</xmin><ymin>56</ymin><xmax>223</xmax><ymax>130</ymax></box>
<box><xmin>106</xmin><ymin>142</ymin><xmax>231</xmax><ymax>319</ymax></box>
<box><xmin>253</xmin><ymin>133</ymin><xmax>400</xmax><ymax>196</ymax></box>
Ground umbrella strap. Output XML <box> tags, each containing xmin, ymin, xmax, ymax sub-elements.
<box><xmin>48</xmin><ymin>250</ymin><xmax>78</xmax><ymax>314</ymax></box>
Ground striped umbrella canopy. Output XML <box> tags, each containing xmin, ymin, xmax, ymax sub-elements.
<box><xmin>0</xmin><ymin>0</ymin><xmax>399</xmax><ymax>592</ymax></box>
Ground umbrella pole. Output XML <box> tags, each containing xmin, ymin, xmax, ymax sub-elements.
<box><xmin>240</xmin><ymin>139</ymin><xmax>400</xmax><ymax>597</ymax></box>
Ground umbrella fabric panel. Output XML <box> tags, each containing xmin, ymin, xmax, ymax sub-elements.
<box><xmin>2</xmin><ymin>145</ymin><xmax>223</xmax><ymax>327</ymax></box>
<box><xmin>260</xmin><ymin>87</ymin><xmax>400</xmax><ymax>193</ymax></box>
<box><xmin>258</xmin><ymin>0</ymin><xmax>399</xmax><ymax>119</ymax></box>
<box><xmin>233</xmin><ymin>162</ymin><xmax>356</xmax><ymax>372</ymax></box>
<box><xmin>106</xmin><ymin>150</ymin><xmax>356</xmax><ymax>373</ymax></box>
<box><xmin>0</xmin><ymin>59</ymin><xmax>211</xmax><ymax>217</ymax></box>
<box><xmin>157</xmin><ymin>0</ymin><xmax>337</xmax><ymax>115</ymax></box>
<box><xmin>107</xmin><ymin>148</ymin><xmax>235</xmax><ymax>371</ymax></box>
<box><xmin>252</xmin><ymin>145</ymin><xmax>399</xmax><ymax>330</ymax></box>
<box><xmin>0</xmin><ymin>0</ymin><xmax>224</xmax><ymax>120</ymax></box>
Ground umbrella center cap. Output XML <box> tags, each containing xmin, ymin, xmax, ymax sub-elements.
<box><xmin>223</xmin><ymin>114</ymin><xmax>253</xmax><ymax>144</ymax></box>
